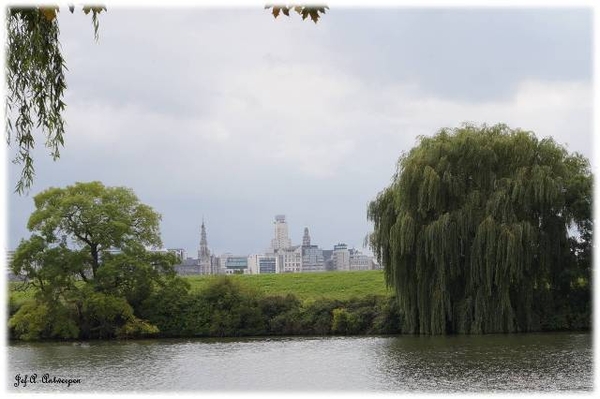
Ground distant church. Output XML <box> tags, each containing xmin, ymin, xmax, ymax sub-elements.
<box><xmin>173</xmin><ymin>220</ymin><xmax>219</xmax><ymax>275</ymax></box>
<box><xmin>198</xmin><ymin>220</ymin><xmax>217</xmax><ymax>274</ymax></box>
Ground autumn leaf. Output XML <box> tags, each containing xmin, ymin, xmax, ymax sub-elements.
<box><xmin>265</xmin><ymin>4</ymin><xmax>328</xmax><ymax>23</ymax></box>
<box><xmin>40</xmin><ymin>7</ymin><xmax>58</xmax><ymax>22</ymax></box>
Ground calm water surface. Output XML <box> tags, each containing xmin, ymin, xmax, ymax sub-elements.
<box><xmin>7</xmin><ymin>332</ymin><xmax>592</xmax><ymax>392</ymax></box>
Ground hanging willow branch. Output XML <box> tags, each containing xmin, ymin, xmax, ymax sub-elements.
<box><xmin>368</xmin><ymin>123</ymin><xmax>592</xmax><ymax>335</ymax></box>
<box><xmin>5</xmin><ymin>6</ymin><xmax>105</xmax><ymax>194</ymax></box>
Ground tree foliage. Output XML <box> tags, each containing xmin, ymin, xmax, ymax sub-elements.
<box><xmin>6</xmin><ymin>6</ymin><xmax>105</xmax><ymax>194</ymax></box>
<box><xmin>26</xmin><ymin>181</ymin><xmax>162</xmax><ymax>278</ymax></box>
<box><xmin>367</xmin><ymin>124</ymin><xmax>592</xmax><ymax>335</ymax></box>
<box><xmin>9</xmin><ymin>181</ymin><xmax>179</xmax><ymax>340</ymax></box>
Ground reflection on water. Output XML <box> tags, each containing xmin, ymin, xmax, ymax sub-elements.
<box><xmin>375</xmin><ymin>333</ymin><xmax>592</xmax><ymax>391</ymax></box>
<box><xmin>7</xmin><ymin>332</ymin><xmax>592</xmax><ymax>392</ymax></box>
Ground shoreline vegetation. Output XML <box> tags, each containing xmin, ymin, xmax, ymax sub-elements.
<box><xmin>8</xmin><ymin>271</ymin><xmax>589</xmax><ymax>341</ymax></box>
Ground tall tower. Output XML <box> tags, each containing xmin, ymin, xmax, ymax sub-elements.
<box><xmin>302</xmin><ymin>227</ymin><xmax>311</xmax><ymax>247</ymax></box>
<box><xmin>271</xmin><ymin>215</ymin><xmax>292</xmax><ymax>252</ymax></box>
<box><xmin>198</xmin><ymin>219</ymin><xmax>211</xmax><ymax>274</ymax></box>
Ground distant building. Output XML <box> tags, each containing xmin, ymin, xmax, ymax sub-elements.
<box><xmin>333</xmin><ymin>243</ymin><xmax>350</xmax><ymax>271</ymax></box>
<box><xmin>172</xmin><ymin>219</ymin><xmax>219</xmax><ymax>276</ymax></box>
<box><xmin>248</xmin><ymin>254</ymin><xmax>279</xmax><ymax>274</ymax></box>
<box><xmin>270</xmin><ymin>215</ymin><xmax>292</xmax><ymax>252</ymax></box>
<box><xmin>259</xmin><ymin>256</ymin><xmax>278</xmax><ymax>274</ymax></box>
<box><xmin>349</xmin><ymin>248</ymin><xmax>372</xmax><ymax>271</ymax></box>
<box><xmin>222</xmin><ymin>254</ymin><xmax>249</xmax><ymax>274</ymax></box>
<box><xmin>198</xmin><ymin>220</ymin><xmax>216</xmax><ymax>274</ymax></box>
<box><xmin>174</xmin><ymin>258</ymin><xmax>201</xmax><ymax>275</ymax></box>
<box><xmin>278</xmin><ymin>246</ymin><xmax>302</xmax><ymax>273</ymax></box>
<box><xmin>301</xmin><ymin>228</ymin><xmax>325</xmax><ymax>272</ymax></box>
<box><xmin>302</xmin><ymin>227</ymin><xmax>311</xmax><ymax>247</ymax></box>
<box><xmin>302</xmin><ymin>245</ymin><xmax>325</xmax><ymax>272</ymax></box>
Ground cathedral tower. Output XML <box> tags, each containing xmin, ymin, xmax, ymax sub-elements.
<box><xmin>198</xmin><ymin>219</ymin><xmax>211</xmax><ymax>274</ymax></box>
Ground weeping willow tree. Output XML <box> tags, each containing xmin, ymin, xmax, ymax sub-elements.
<box><xmin>368</xmin><ymin>124</ymin><xmax>592</xmax><ymax>335</ymax></box>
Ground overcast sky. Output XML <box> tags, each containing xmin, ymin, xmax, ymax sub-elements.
<box><xmin>4</xmin><ymin>6</ymin><xmax>593</xmax><ymax>258</ymax></box>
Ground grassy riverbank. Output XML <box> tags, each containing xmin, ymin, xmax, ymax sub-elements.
<box><xmin>10</xmin><ymin>270</ymin><xmax>389</xmax><ymax>303</ymax></box>
<box><xmin>186</xmin><ymin>270</ymin><xmax>390</xmax><ymax>300</ymax></box>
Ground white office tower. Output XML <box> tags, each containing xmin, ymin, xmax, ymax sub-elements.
<box><xmin>333</xmin><ymin>243</ymin><xmax>350</xmax><ymax>271</ymax></box>
<box><xmin>270</xmin><ymin>214</ymin><xmax>292</xmax><ymax>252</ymax></box>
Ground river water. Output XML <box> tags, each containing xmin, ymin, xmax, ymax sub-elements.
<box><xmin>7</xmin><ymin>332</ymin><xmax>592</xmax><ymax>392</ymax></box>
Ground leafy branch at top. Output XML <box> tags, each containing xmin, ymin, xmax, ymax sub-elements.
<box><xmin>265</xmin><ymin>4</ymin><xmax>328</xmax><ymax>23</ymax></box>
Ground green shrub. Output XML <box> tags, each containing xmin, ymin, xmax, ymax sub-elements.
<box><xmin>190</xmin><ymin>276</ymin><xmax>266</xmax><ymax>337</ymax></box>
<box><xmin>139</xmin><ymin>278</ymin><xmax>193</xmax><ymax>337</ymax></box>
<box><xmin>9</xmin><ymin>300</ymin><xmax>79</xmax><ymax>340</ymax></box>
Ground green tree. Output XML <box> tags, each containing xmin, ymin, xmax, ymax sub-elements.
<box><xmin>25</xmin><ymin>181</ymin><xmax>161</xmax><ymax>279</ymax></box>
<box><xmin>10</xmin><ymin>181</ymin><xmax>179</xmax><ymax>340</ymax></box>
<box><xmin>368</xmin><ymin>124</ymin><xmax>592</xmax><ymax>335</ymax></box>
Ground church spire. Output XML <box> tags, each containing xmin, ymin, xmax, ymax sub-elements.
<box><xmin>199</xmin><ymin>219</ymin><xmax>210</xmax><ymax>261</ymax></box>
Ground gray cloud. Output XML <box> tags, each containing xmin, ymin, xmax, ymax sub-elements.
<box><xmin>323</xmin><ymin>8</ymin><xmax>592</xmax><ymax>101</ymax></box>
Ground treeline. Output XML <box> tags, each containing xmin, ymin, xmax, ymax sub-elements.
<box><xmin>8</xmin><ymin>275</ymin><xmax>589</xmax><ymax>341</ymax></box>
<box><xmin>8</xmin><ymin>277</ymin><xmax>402</xmax><ymax>339</ymax></box>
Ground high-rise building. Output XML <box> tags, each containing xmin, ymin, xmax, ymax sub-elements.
<box><xmin>270</xmin><ymin>215</ymin><xmax>292</xmax><ymax>252</ymax></box>
<box><xmin>333</xmin><ymin>243</ymin><xmax>350</xmax><ymax>271</ymax></box>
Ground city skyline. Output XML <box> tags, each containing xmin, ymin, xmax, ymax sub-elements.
<box><xmin>4</xmin><ymin>7</ymin><xmax>592</xmax><ymax>259</ymax></box>
<box><xmin>170</xmin><ymin>213</ymin><xmax>376</xmax><ymax>275</ymax></box>
<box><xmin>171</xmin><ymin>214</ymin><xmax>369</xmax><ymax>259</ymax></box>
